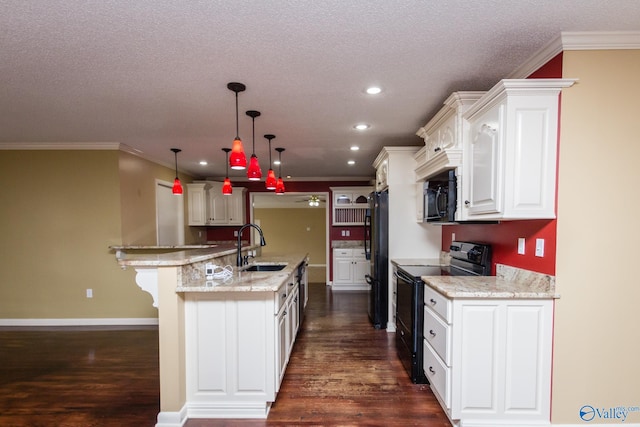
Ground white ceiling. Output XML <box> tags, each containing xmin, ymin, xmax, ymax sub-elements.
<box><xmin>2</xmin><ymin>1</ymin><xmax>639</xmax><ymax>180</ymax></box>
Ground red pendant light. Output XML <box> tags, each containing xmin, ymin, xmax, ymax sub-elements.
<box><xmin>227</xmin><ymin>82</ymin><xmax>247</xmax><ymax>170</ymax></box>
<box><xmin>170</xmin><ymin>148</ymin><xmax>183</xmax><ymax>195</ymax></box>
<box><xmin>221</xmin><ymin>148</ymin><xmax>232</xmax><ymax>195</ymax></box>
<box><xmin>275</xmin><ymin>147</ymin><xmax>286</xmax><ymax>195</ymax></box>
<box><xmin>245</xmin><ymin>110</ymin><xmax>262</xmax><ymax>181</ymax></box>
<box><xmin>264</xmin><ymin>134</ymin><xmax>277</xmax><ymax>190</ymax></box>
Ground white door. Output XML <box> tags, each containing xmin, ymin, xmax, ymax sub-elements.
<box><xmin>156</xmin><ymin>180</ymin><xmax>184</xmax><ymax>245</ymax></box>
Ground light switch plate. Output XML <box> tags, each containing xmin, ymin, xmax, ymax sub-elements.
<box><xmin>535</xmin><ymin>239</ymin><xmax>545</xmax><ymax>257</ymax></box>
<box><xmin>517</xmin><ymin>238</ymin><xmax>525</xmax><ymax>255</ymax></box>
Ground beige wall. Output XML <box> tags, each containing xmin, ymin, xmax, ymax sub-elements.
<box><xmin>119</xmin><ymin>150</ymin><xmax>198</xmax><ymax>245</ymax></box>
<box><xmin>0</xmin><ymin>149</ymin><xmax>194</xmax><ymax>321</ymax></box>
<box><xmin>553</xmin><ymin>50</ymin><xmax>640</xmax><ymax>423</ymax></box>
<box><xmin>254</xmin><ymin>207</ymin><xmax>326</xmax><ymax>282</ymax></box>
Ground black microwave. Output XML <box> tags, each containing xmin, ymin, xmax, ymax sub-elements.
<box><xmin>424</xmin><ymin>169</ymin><xmax>457</xmax><ymax>223</ymax></box>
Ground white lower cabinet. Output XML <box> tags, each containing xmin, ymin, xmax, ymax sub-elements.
<box><xmin>423</xmin><ymin>285</ymin><xmax>553</xmax><ymax>426</ymax></box>
<box><xmin>332</xmin><ymin>248</ymin><xmax>368</xmax><ymax>291</ymax></box>
<box><xmin>184</xmin><ymin>270</ymin><xmax>300</xmax><ymax>419</ymax></box>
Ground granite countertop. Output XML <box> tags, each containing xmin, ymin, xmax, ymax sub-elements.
<box><xmin>422</xmin><ymin>264</ymin><xmax>558</xmax><ymax>299</ymax></box>
<box><xmin>332</xmin><ymin>240</ymin><xmax>364</xmax><ymax>249</ymax></box>
<box><xmin>109</xmin><ymin>244</ymin><xmax>219</xmax><ymax>250</ymax></box>
<box><xmin>391</xmin><ymin>258</ymin><xmax>443</xmax><ymax>267</ymax></box>
<box><xmin>114</xmin><ymin>243</ymin><xmax>259</xmax><ymax>267</ymax></box>
<box><xmin>177</xmin><ymin>253</ymin><xmax>309</xmax><ymax>293</ymax></box>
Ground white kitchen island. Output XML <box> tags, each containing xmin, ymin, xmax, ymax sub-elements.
<box><xmin>114</xmin><ymin>245</ymin><xmax>309</xmax><ymax>427</ymax></box>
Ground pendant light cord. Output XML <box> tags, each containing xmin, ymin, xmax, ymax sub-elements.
<box><xmin>252</xmin><ymin>115</ymin><xmax>256</xmax><ymax>154</ymax></box>
<box><xmin>235</xmin><ymin>92</ymin><xmax>239</xmax><ymax>140</ymax></box>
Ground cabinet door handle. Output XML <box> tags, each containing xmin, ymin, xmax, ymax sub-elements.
<box><xmin>429</xmin><ymin>329</ymin><xmax>436</xmax><ymax>337</ymax></box>
<box><xmin>464</xmin><ymin>200</ymin><xmax>470</xmax><ymax>206</ymax></box>
<box><xmin>428</xmin><ymin>366</ymin><xmax>436</xmax><ymax>374</ymax></box>
<box><xmin>282</xmin><ymin>292</ymin><xmax>287</xmax><ymax>299</ymax></box>
<box><xmin>429</xmin><ymin>298</ymin><xmax>437</xmax><ymax>305</ymax></box>
<box><xmin>434</xmin><ymin>147</ymin><xmax>441</xmax><ymax>152</ymax></box>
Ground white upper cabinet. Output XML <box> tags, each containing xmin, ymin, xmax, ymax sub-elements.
<box><xmin>461</xmin><ymin>79</ymin><xmax>576</xmax><ymax>220</ymax></box>
<box><xmin>330</xmin><ymin>187</ymin><xmax>372</xmax><ymax>226</ymax></box>
<box><xmin>187</xmin><ymin>182</ymin><xmax>210</xmax><ymax>226</ymax></box>
<box><xmin>187</xmin><ymin>181</ymin><xmax>246</xmax><ymax>226</ymax></box>
<box><xmin>415</xmin><ymin>92</ymin><xmax>484</xmax><ymax>181</ymax></box>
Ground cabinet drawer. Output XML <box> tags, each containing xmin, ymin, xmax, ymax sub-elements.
<box><xmin>424</xmin><ymin>306</ymin><xmax>451</xmax><ymax>366</ymax></box>
<box><xmin>275</xmin><ymin>282</ymin><xmax>289</xmax><ymax>314</ymax></box>
<box><xmin>424</xmin><ymin>285</ymin><xmax>451</xmax><ymax>323</ymax></box>
<box><xmin>424</xmin><ymin>340</ymin><xmax>451</xmax><ymax>410</ymax></box>
<box><xmin>353</xmin><ymin>248</ymin><xmax>366</xmax><ymax>258</ymax></box>
<box><xmin>334</xmin><ymin>249</ymin><xmax>352</xmax><ymax>258</ymax></box>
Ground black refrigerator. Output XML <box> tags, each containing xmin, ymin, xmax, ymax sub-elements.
<box><xmin>364</xmin><ymin>190</ymin><xmax>388</xmax><ymax>329</ymax></box>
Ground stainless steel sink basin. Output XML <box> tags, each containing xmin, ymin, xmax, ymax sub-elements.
<box><xmin>242</xmin><ymin>264</ymin><xmax>287</xmax><ymax>272</ymax></box>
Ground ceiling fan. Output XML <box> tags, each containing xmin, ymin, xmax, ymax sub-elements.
<box><xmin>296</xmin><ymin>195</ymin><xmax>326</xmax><ymax>207</ymax></box>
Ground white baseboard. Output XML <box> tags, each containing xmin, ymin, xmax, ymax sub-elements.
<box><xmin>155</xmin><ymin>405</ymin><xmax>188</xmax><ymax>427</ymax></box>
<box><xmin>0</xmin><ymin>317</ymin><xmax>159</xmax><ymax>327</ymax></box>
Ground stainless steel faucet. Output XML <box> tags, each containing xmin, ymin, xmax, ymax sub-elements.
<box><xmin>236</xmin><ymin>223</ymin><xmax>267</xmax><ymax>267</ymax></box>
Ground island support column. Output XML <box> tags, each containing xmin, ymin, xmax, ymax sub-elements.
<box><xmin>155</xmin><ymin>266</ymin><xmax>187</xmax><ymax>427</ymax></box>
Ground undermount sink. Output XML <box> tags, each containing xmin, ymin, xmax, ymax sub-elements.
<box><xmin>242</xmin><ymin>264</ymin><xmax>287</xmax><ymax>272</ymax></box>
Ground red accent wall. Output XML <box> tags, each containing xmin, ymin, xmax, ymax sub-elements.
<box><xmin>442</xmin><ymin>220</ymin><xmax>556</xmax><ymax>275</ymax></box>
<box><xmin>441</xmin><ymin>53</ymin><xmax>563</xmax><ymax>276</ymax></box>
<box><xmin>528</xmin><ymin>53</ymin><xmax>563</xmax><ymax>78</ymax></box>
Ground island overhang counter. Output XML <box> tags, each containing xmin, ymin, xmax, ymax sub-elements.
<box><xmin>113</xmin><ymin>246</ymin><xmax>309</xmax><ymax>427</ymax></box>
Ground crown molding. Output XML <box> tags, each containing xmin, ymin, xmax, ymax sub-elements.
<box><xmin>508</xmin><ymin>31</ymin><xmax>640</xmax><ymax>79</ymax></box>
<box><xmin>0</xmin><ymin>141</ymin><xmax>139</xmax><ymax>152</ymax></box>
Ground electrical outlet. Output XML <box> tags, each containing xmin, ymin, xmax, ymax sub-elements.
<box><xmin>86</xmin><ymin>289</ymin><xmax>93</xmax><ymax>298</ymax></box>
<box><xmin>233</xmin><ymin>230</ymin><xmax>238</xmax><ymax>237</ymax></box>
<box><xmin>345</xmin><ymin>230</ymin><xmax>350</xmax><ymax>237</ymax></box>
<box><xmin>535</xmin><ymin>239</ymin><xmax>545</xmax><ymax>257</ymax></box>
<box><xmin>517</xmin><ymin>238</ymin><xmax>525</xmax><ymax>255</ymax></box>
<box><xmin>451</xmin><ymin>232</ymin><xmax>456</xmax><ymax>241</ymax></box>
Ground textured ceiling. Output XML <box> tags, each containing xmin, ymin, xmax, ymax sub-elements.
<box><xmin>2</xmin><ymin>1</ymin><xmax>640</xmax><ymax>180</ymax></box>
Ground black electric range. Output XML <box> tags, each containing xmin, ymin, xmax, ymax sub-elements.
<box><xmin>394</xmin><ymin>241</ymin><xmax>492</xmax><ymax>384</ymax></box>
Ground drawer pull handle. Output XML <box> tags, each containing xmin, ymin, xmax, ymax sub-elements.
<box><xmin>430</xmin><ymin>298</ymin><xmax>437</xmax><ymax>305</ymax></box>
<box><xmin>429</xmin><ymin>329</ymin><xmax>436</xmax><ymax>337</ymax></box>
<box><xmin>282</xmin><ymin>292</ymin><xmax>287</xmax><ymax>299</ymax></box>
<box><xmin>429</xmin><ymin>366</ymin><xmax>436</xmax><ymax>374</ymax></box>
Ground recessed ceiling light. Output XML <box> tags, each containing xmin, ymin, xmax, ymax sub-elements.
<box><xmin>199</xmin><ymin>160</ymin><xmax>208</xmax><ymax>166</ymax></box>
<box><xmin>347</xmin><ymin>160</ymin><xmax>355</xmax><ymax>165</ymax></box>
<box><xmin>354</xmin><ymin>124</ymin><xmax>370</xmax><ymax>131</ymax></box>
<box><xmin>350</xmin><ymin>146</ymin><xmax>360</xmax><ymax>151</ymax></box>
<box><xmin>366</xmin><ymin>86</ymin><xmax>382</xmax><ymax>95</ymax></box>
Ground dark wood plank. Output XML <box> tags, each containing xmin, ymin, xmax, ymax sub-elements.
<box><xmin>0</xmin><ymin>326</ymin><xmax>160</xmax><ymax>427</ymax></box>
<box><xmin>0</xmin><ymin>285</ymin><xmax>451</xmax><ymax>426</ymax></box>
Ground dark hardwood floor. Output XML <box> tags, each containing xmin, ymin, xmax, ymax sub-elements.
<box><xmin>0</xmin><ymin>284</ymin><xmax>451</xmax><ymax>427</ymax></box>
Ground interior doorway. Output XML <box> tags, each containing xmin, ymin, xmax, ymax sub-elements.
<box><xmin>250</xmin><ymin>192</ymin><xmax>329</xmax><ymax>284</ymax></box>
<box><xmin>156</xmin><ymin>179</ymin><xmax>184</xmax><ymax>245</ymax></box>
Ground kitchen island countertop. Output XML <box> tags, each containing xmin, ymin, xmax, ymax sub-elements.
<box><xmin>113</xmin><ymin>243</ymin><xmax>258</xmax><ymax>268</ymax></box>
<box><xmin>177</xmin><ymin>253</ymin><xmax>309</xmax><ymax>293</ymax></box>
